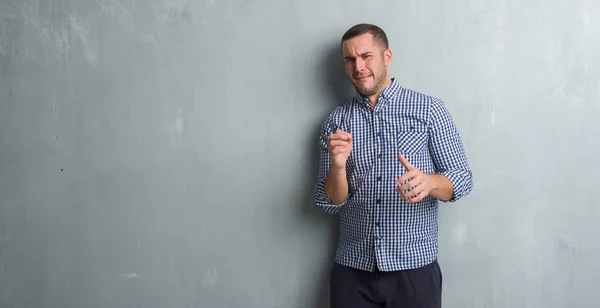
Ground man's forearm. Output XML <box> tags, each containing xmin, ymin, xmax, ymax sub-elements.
<box><xmin>324</xmin><ymin>165</ymin><xmax>349</xmax><ymax>205</ymax></box>
<box><xmin>429</xmin><ymin>174</ymin><xmax>454</xmax><ymax>201</ymax></box>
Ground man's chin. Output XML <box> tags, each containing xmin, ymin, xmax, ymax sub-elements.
<box><xmin>352</xmin><ymin>84</ymin><xmax>372</xmax><ymax>95</ymax></box>
<box><xmin>355</xmin><ymin>87</ymin><xmax>375</xmax><ymax>97</ymax></box>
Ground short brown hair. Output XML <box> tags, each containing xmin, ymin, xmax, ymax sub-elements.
<box><xmin>341</xmin><ymin>23</ymin><xmax>389</xmax><ymax>49</ymax></box>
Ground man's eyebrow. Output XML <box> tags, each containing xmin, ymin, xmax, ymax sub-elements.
<box><xmin>344</xmin><ymin>52</ymin><xmax>372</xmax><ymax>60</ymax></box>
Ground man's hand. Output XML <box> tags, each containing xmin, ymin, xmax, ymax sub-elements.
<box><xmin>395</xmin><ymin>154</ymin><xmax>434</xmax><ymax>203</ymax></box>
<box><xmin>327</xmin><ymin>130</ymin><xmax>352</xmax><ymax>169</ymax></box>
<box><xmin>396</xmin><ymin>154</ymin><xmax>455</xmax><ymax>203</ymax></box>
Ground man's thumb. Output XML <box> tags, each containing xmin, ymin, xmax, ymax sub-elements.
<box><xmin>398</xmin><ymin>153</ymin><xmax>414</xmax><ymax>170</ymax></box>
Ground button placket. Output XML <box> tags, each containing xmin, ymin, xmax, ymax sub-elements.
<box><xmin>373</xmin><ymin>109</ymin><xmax>383</xmax><ymax>251</ymax></box>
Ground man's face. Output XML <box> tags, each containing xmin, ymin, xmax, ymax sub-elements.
<box><xmin>341</xmin><ymin>33</ymin><xmax>392</xmax><ymax>97</ymax></box>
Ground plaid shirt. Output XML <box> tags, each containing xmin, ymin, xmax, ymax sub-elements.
<box><xmin>315</xmin><ymin>78</ymin><xmax>473</xmax><ymax>271</ymax></box>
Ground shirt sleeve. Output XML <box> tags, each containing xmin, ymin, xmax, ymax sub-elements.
<box><xmin>428</xmin><ymin>98</ymin><xmax>474</xmax><ymax>202</ymax></box>
<box><xmin>314</xmin><ymin>109</ymin><xmax>348</xmax><ymax>214</ymax></box>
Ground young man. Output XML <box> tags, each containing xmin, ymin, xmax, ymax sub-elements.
<box><xmin>315</xmin><ymin>23</ymin><xmax>474</xmax><ymax>308</ymax></box>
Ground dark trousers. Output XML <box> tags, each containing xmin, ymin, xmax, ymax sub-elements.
<box><xmin>329</xmin><ymin>260</ymin><xmax>442</xmax><ymax>308</ymax></box>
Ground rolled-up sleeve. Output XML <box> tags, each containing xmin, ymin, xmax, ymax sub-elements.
<box><xmin>428</xmin><ymin>98</ymin><xmax>474</xmax><ymax>202</ymax></box>
<box><xmin>314</xmin><ymin>111</ymin><xmax>348</xmax><ymax>214</ymax></box>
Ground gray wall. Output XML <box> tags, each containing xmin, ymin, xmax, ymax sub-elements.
<box><xmin>1</xmin><ymin>0</ymin><xmax>599</xmax><ymax>307</ymax></box>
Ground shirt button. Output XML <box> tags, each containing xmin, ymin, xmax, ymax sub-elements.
<box><xmin>377</xmin><ymin>132</ymin><xmax>382</xmax><ymax>137</ymax></box>
<box><xmin>377</xmin><ymin>176</ymin><xmax>382</xmax><ymax>182</ymax></box>
<box><xmin>375</xmin><ymin>222</ymin><xmax>380</xmax><ymax>227</ymax></box>
<box><xmin>376</xmin><ymin>199</ymin><xmax>381</xmax><ymax>204</ymax></box>
<box><xmin>377</xmin><ymin>154</ymin><xmax>382</xmax><ymax>158</ymax></box>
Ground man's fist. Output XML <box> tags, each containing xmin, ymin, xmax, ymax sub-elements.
<box><xmin>327</xmin><ymin>130</ymin><xmax>352</xmax><ymax>169</ymax></box>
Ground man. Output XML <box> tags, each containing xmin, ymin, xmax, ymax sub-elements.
<box><xmin>315</xmin><ymin>23</ymin><xmax>473</xmax><ymax>308</ymax></box>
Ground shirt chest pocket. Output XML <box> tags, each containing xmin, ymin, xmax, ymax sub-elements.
<box><xmin>396</xmin><ymin>123</ymin><xmax>428</xmax><ymax>155</ymax></box>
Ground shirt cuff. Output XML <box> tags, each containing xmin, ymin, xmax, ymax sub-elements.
<box><xmin>315</xmin><ymin>179</ymin><xmax>348</xmax><ymax>214</ymax></box>
<box><xmin>439</xmin><ymin>169</ymin><xmax>473</xmax><ymax>202</ymax></box>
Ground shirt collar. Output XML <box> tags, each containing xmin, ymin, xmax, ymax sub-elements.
<box><xmin>355</xmin><ymin>78</ymin><xmax>402</xmax><ymax>107</ymax></box>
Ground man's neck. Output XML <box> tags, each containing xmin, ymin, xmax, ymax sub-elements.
<box><xmin>367</xmin><ymin>77</ymin><xmax>393</xmax><ymax>108</ymax></box>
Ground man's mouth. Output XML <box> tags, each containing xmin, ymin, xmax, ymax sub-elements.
<box><xmin>355</xmin><ymin>74</ymin><xmax>371</xmax><ymax>81</ymax></box>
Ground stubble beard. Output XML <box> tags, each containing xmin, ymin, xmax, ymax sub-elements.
<box><xmin>354</xmin><ymin>69</ymin><xmax>386</xmax><ymax>97</ymax></box>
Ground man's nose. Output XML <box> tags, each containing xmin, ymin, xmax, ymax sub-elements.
<box><xmin>354</xmin><ymin>58</ymin><xmax>365</xmax><ymax>71</ymax></box>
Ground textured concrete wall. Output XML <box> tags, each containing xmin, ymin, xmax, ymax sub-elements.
<box><xmin>1</xmin><ymin>0</ymin><xmax>599</xmax><ymax>307</ymax></box>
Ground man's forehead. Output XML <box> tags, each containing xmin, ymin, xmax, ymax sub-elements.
<box><xmin>342</xmin><ymin>43</ymin><xmax>379</xmax><ymax>57</ymax></box>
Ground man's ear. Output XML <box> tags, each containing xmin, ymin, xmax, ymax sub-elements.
<box><xmin>384</xmin><ymin>48</ymin><xmax>393</xmax><ymax>66</ymax></box>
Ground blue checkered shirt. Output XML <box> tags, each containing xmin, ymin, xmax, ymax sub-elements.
<box><xmin>315</xmin><ymin>78</ymin><xmax>473</xmax><ymax>272</ymax></box>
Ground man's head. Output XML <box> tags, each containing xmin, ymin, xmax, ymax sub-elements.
<box><xmin>340</xmin><ymin>24</ymin><xmax>392</xmax><ymax>100</ymax></box>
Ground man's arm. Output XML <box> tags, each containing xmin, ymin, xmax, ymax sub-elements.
<box><xmin>428</xmin><ymin>173</ymin><xmax>454</xmax><ymax>201</ymax></box>
<box><xmin>324</xmin><ymin>165</ymin><xmax>349</xmax><ymax>205</ymax></box>
<box><xmin>315</xmin><ymin>112</ymin><xmax>352</xmax><ymax>214</ymax></box>
<box><xmin>428</xmin><ymin>98</ymin><xmax>473</xmax><ymax>202</ymax></box>
<box><xmin>396</xmin><ymin>98</ymin><xmax>472</xmax><ymax>203</ymax></box>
